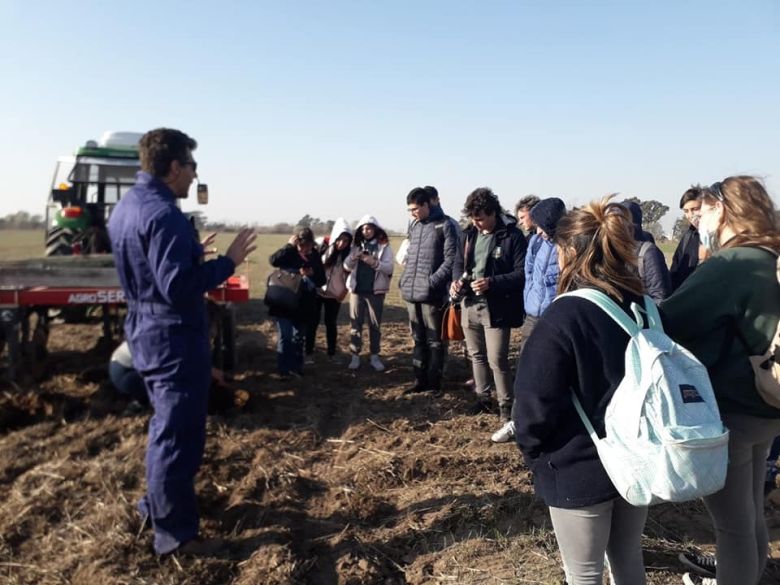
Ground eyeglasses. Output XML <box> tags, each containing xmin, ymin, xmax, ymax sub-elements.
<box><xmin>708</xmin><ymin>181</ymin><xmax>724</xmax><ymax>202</ymax></box>
<box><xmin>407</xmin><ymin>206</ymin><xmax>420</xmax><ymax>214</ymax></box>
<box><xmin>182</xmin><ymin>160</ymin><xmax>198</xmax><ymax>172</ymax></box>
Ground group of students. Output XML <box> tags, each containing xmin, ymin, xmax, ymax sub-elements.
<box><xmin>102</xmin><ymin>129</ymin><xmax>780</xmax><ymax>577</ymax></box>
<box><xmin>266</xmin><ymin>214</ymin><xmax>394</xmax><ymax>377</ymax></box>
<box><xmin>511</xmin><ymin>177</ymin><xmax>780</xmax><ymax>585</ymax></box>
<box><xmin>263</xmin><ymin>177</ymin><xmax>780</xmax><ymax>585</ymax></box>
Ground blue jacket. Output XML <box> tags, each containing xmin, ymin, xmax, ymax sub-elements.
<box><xmin>523</xmin><ymin>234</ymin><xmax>559</xmax><ymax>318</ymax></box>
<box><xmin>399</xmin><ymin>205</ymin><xmax>458</xmax><ymax>303</ymax></box>
<box><xmin>108</xmin><ymin>172</ymin><xmax>235</xmax><ymax>376</ymax></box>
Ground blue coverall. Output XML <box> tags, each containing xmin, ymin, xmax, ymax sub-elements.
<box><xmin>108</xmin><ymin>172</ymin><xmax>235</xmax><ymax>554</ymax></box>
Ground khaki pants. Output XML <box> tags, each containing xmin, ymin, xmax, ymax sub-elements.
<box><xmin>461</xmin><ymin>300</ymin><xmax>512</xmax><ymax>419</ymax></box>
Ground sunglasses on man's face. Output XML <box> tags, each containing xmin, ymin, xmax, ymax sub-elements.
<box><xmin>182</xmin><ymin>160</ymin><xmax>198</xmax><ymax>172</ymax></box>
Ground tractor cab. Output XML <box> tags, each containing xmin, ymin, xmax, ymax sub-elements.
<box><xmin>45</xmin><ymin>132</ymin><xmax>142</xmax><ymax>256</ymax></box>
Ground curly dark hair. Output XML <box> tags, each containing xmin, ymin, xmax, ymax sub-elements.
<box><xmin>462</xmin><ymin>187</ymin><xmax>501</xmax><ymax>218</ymax></box>
<box><xmin>139</xmin><ymin>128</ymin><xmax>197</xmax><ymax>178</ymax></box>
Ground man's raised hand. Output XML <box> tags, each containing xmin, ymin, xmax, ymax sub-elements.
<box><xmin>225</xmin><ymin>228</ymin><xmax>257</xmax><ymax>266</ymax></box>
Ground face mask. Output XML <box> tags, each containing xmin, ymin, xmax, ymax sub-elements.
<box><xmin>698</xmin><ymin>207</ymin><xmax>721</xmax><ymax>252</ymax></box>
<box><xmin>699</xmin><ymin>228</ymin><xmax>716</xmax><ymax>252</ymax></box>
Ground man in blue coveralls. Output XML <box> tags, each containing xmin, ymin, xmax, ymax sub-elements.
<box><xmin>108</xmin><ymin>128</ymin><xmax>256</xmax><ymax>556</ymax></box>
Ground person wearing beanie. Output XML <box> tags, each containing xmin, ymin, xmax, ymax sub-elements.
<box><xmin>491</xmin><ymin>197</ymin><xmax>567</xmax><ymax>444</ymax></box>
<box><xmin>621</xmin><ymin>200</ymin><xmax>671</xmax><ymax>303</ymax></box>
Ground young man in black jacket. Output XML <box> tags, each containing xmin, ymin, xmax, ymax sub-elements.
<box><xmin>670</xmin><ymin>186</ymin><xmax>702</xmax><ymax>292</ymax></box>
<box><xmin>451</xmin><ymin>188</ymin><xmax>527</xmax><ymax>429</ymax></box>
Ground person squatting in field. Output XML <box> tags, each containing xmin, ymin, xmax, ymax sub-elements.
<box><xmin>108</xmin><ymin>128</ymin><xmax>256</xmax><ymax>556</ymax></box>
<box><xmin>450</xmin><ymin>187</ymin><xmax>527</xmax><ymax>436</ymax></box>
<box><xmin>306</xmin><ymin>218</ymin><xmax>353</xmax><ymax>362</ymax></box>
<box><xmin>269</xmin><ymin>226</ymin><xmax>326</xmax><ymax>378</ymax></box>
<box><xmin>661</xmin><ymin>176</ymin><xmax>780</xmax><ymax>585</ymax></box>
<box><xmin>513</xmin><ymin>198</ymin><xmax>650</xmax><ymax>585</ymax></box>
<box><xmin>344</xmin><ymin>215</ymin><xmax>394</xmax><ymax>372</ymax></box>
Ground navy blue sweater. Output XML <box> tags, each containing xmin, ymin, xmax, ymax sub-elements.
<box><xmin>513</xmin><ymin>287</ymin><xmax>646</xmax><ymax>508</ymax></box>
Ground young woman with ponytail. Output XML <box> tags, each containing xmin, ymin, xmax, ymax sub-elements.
<box><xmin>512</xmin><ymin>197</ymin><xmax>649</xmax><ymax>585</ymax></box>
<box><xmin>661</xmin><ymin>176</ymin><xmax>780</xmax><ymax>585</ymax></box>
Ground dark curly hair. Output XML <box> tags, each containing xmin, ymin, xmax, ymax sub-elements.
<box><xmin>462</xmin><ymin>187</ymin><xmax>501</xmax><ymax>218</ymax></box>
<box><xmin>139</xmin><ymin>128</ymin><xmax>197</xmax><ymax>178</ymax></box>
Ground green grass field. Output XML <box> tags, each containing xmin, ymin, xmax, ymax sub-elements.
<box><xmin>0</xmin><ymin>230</ymin><xmax>409</xmax><ymax>309</ymax></box>
<box><xmin>0</xmin><ymin>230</ymin><xmax>676</xmax><ymax>305</ymax></box>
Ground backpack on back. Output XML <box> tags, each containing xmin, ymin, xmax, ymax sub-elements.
<box><xmin>559</xmin><ymin>289</ymin><xmax>729</xmax><ymax>506</ymax></box>
<box><xmin>736</xmin><ymin>249</ymin><xmax>780</xmax><ymax>408</ymax></box>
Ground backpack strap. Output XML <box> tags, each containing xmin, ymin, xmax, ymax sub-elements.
<box><xmin>571</xmin><ymin>391</ymin><xmax>601</xmax><ymax>444</ymax></box>
<box><xmin>558</xmin><ymin>289</ymin><xmax>641</xmax><ymax>336</ymax></box>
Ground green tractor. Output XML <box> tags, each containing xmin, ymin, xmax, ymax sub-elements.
<box><xmin>45</xmin><ymin>131</ymin><xmax>142</xmax><ymax>257</ymax></box>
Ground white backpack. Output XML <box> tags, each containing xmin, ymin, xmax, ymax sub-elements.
<box><xmin>560</xmin><ymin>289</ymin><xmax>729</xmax><ymax>506</ymax></box>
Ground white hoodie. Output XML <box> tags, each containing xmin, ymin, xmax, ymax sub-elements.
<box><xmin>344</xmin><ymin>214</ymin><xmax>394</xmax><ymax>294</ymax></box>
<box><xmin>319</xmin><ymin>217</ymin><xmax>353</xmax><ymax>301</ymax></box>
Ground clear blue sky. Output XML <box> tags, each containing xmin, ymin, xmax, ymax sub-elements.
<box><xmin>1</xmin><ymin>0</ymin><xmax>778</xmax><ymax>234</ymax></box>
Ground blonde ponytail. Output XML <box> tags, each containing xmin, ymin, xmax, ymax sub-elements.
<box><xmin>556</xmin><ymin>197</ymin><xmax>644</xmax><ymax>301</ymax></box>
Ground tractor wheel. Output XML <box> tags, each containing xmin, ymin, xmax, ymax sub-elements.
<box><xmin>45</xmin><ymin>227</ymin><xmax>90</xmax><ymax>322</ymax></box>
<box><xmin>45</xmin><ymin>227</ymin><xmax>75</xmax><ymax>256</ymax></box>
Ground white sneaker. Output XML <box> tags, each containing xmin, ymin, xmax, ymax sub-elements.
<box><xmin>347</xmin><ymin>354</ymin><xmax>360</xmax><ymax>370</ymax></box>
<box><xmin>491</xmin><ymin>421</ymin><xmax>515</xmax><ymax>443</ymax></box>
<box><xmin>369</xmin><ymin>354</ymin><xmax>385</xmax><ymax>372</ymax></box>
<box><xmin>682</xmin><ymin>573</ymin><xmax>716</xmax><ymax>585</ymax></box>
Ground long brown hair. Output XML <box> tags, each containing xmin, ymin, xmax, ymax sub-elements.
<box><xmin>703</xmin><ymin>176</ymin><xmax>780</xmax><ymax>252</ymax></box>
<box><xmin>554</xmin><ymin>197</ymin><xmax>644</xmax><ymax>302</ymax></box>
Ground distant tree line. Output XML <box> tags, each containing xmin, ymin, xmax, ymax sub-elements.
<box><xmin>199</xmin><ymin>213</ymin><xmax>405</xmax><ymax>236</ymax></box>
<box><xmin>0</xmin><ymin>211</ymin><xmax>45</xmax><ymax>230</ymax></box>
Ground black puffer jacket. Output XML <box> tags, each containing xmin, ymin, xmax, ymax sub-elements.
<box><xmin>399</xmin><ymin>205</ymin><xmax>458</xmax><ymax>303</ymax></box>
<box><xmin>452</xmin><ymin>216</ymin><xmax>527</xmax><ymax>328</ymax></box>
<box><xmin>636</xmin><ymin>240</ymin><xmax>671</xmax><ymax>302</ymax></box>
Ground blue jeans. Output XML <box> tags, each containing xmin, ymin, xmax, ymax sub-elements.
<box><xmin>276</xmin><ymin>318</ymin><xmax>303</xmax><ymax>375</ymax></box>
<box><xmin>108</xmin><ymin>361</ymin><xmax>149</xmax><ymax>406</ymax></box>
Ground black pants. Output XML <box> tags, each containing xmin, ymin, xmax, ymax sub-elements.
<box><xmin>406</xmin><ymin>301</ymin><xmax>446</xmax><ymax>390</ymax></box>
<box><xmin>306</xmin><ymin>297</ymin><xmax>342</xmax><ymax>356</ymax></box>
